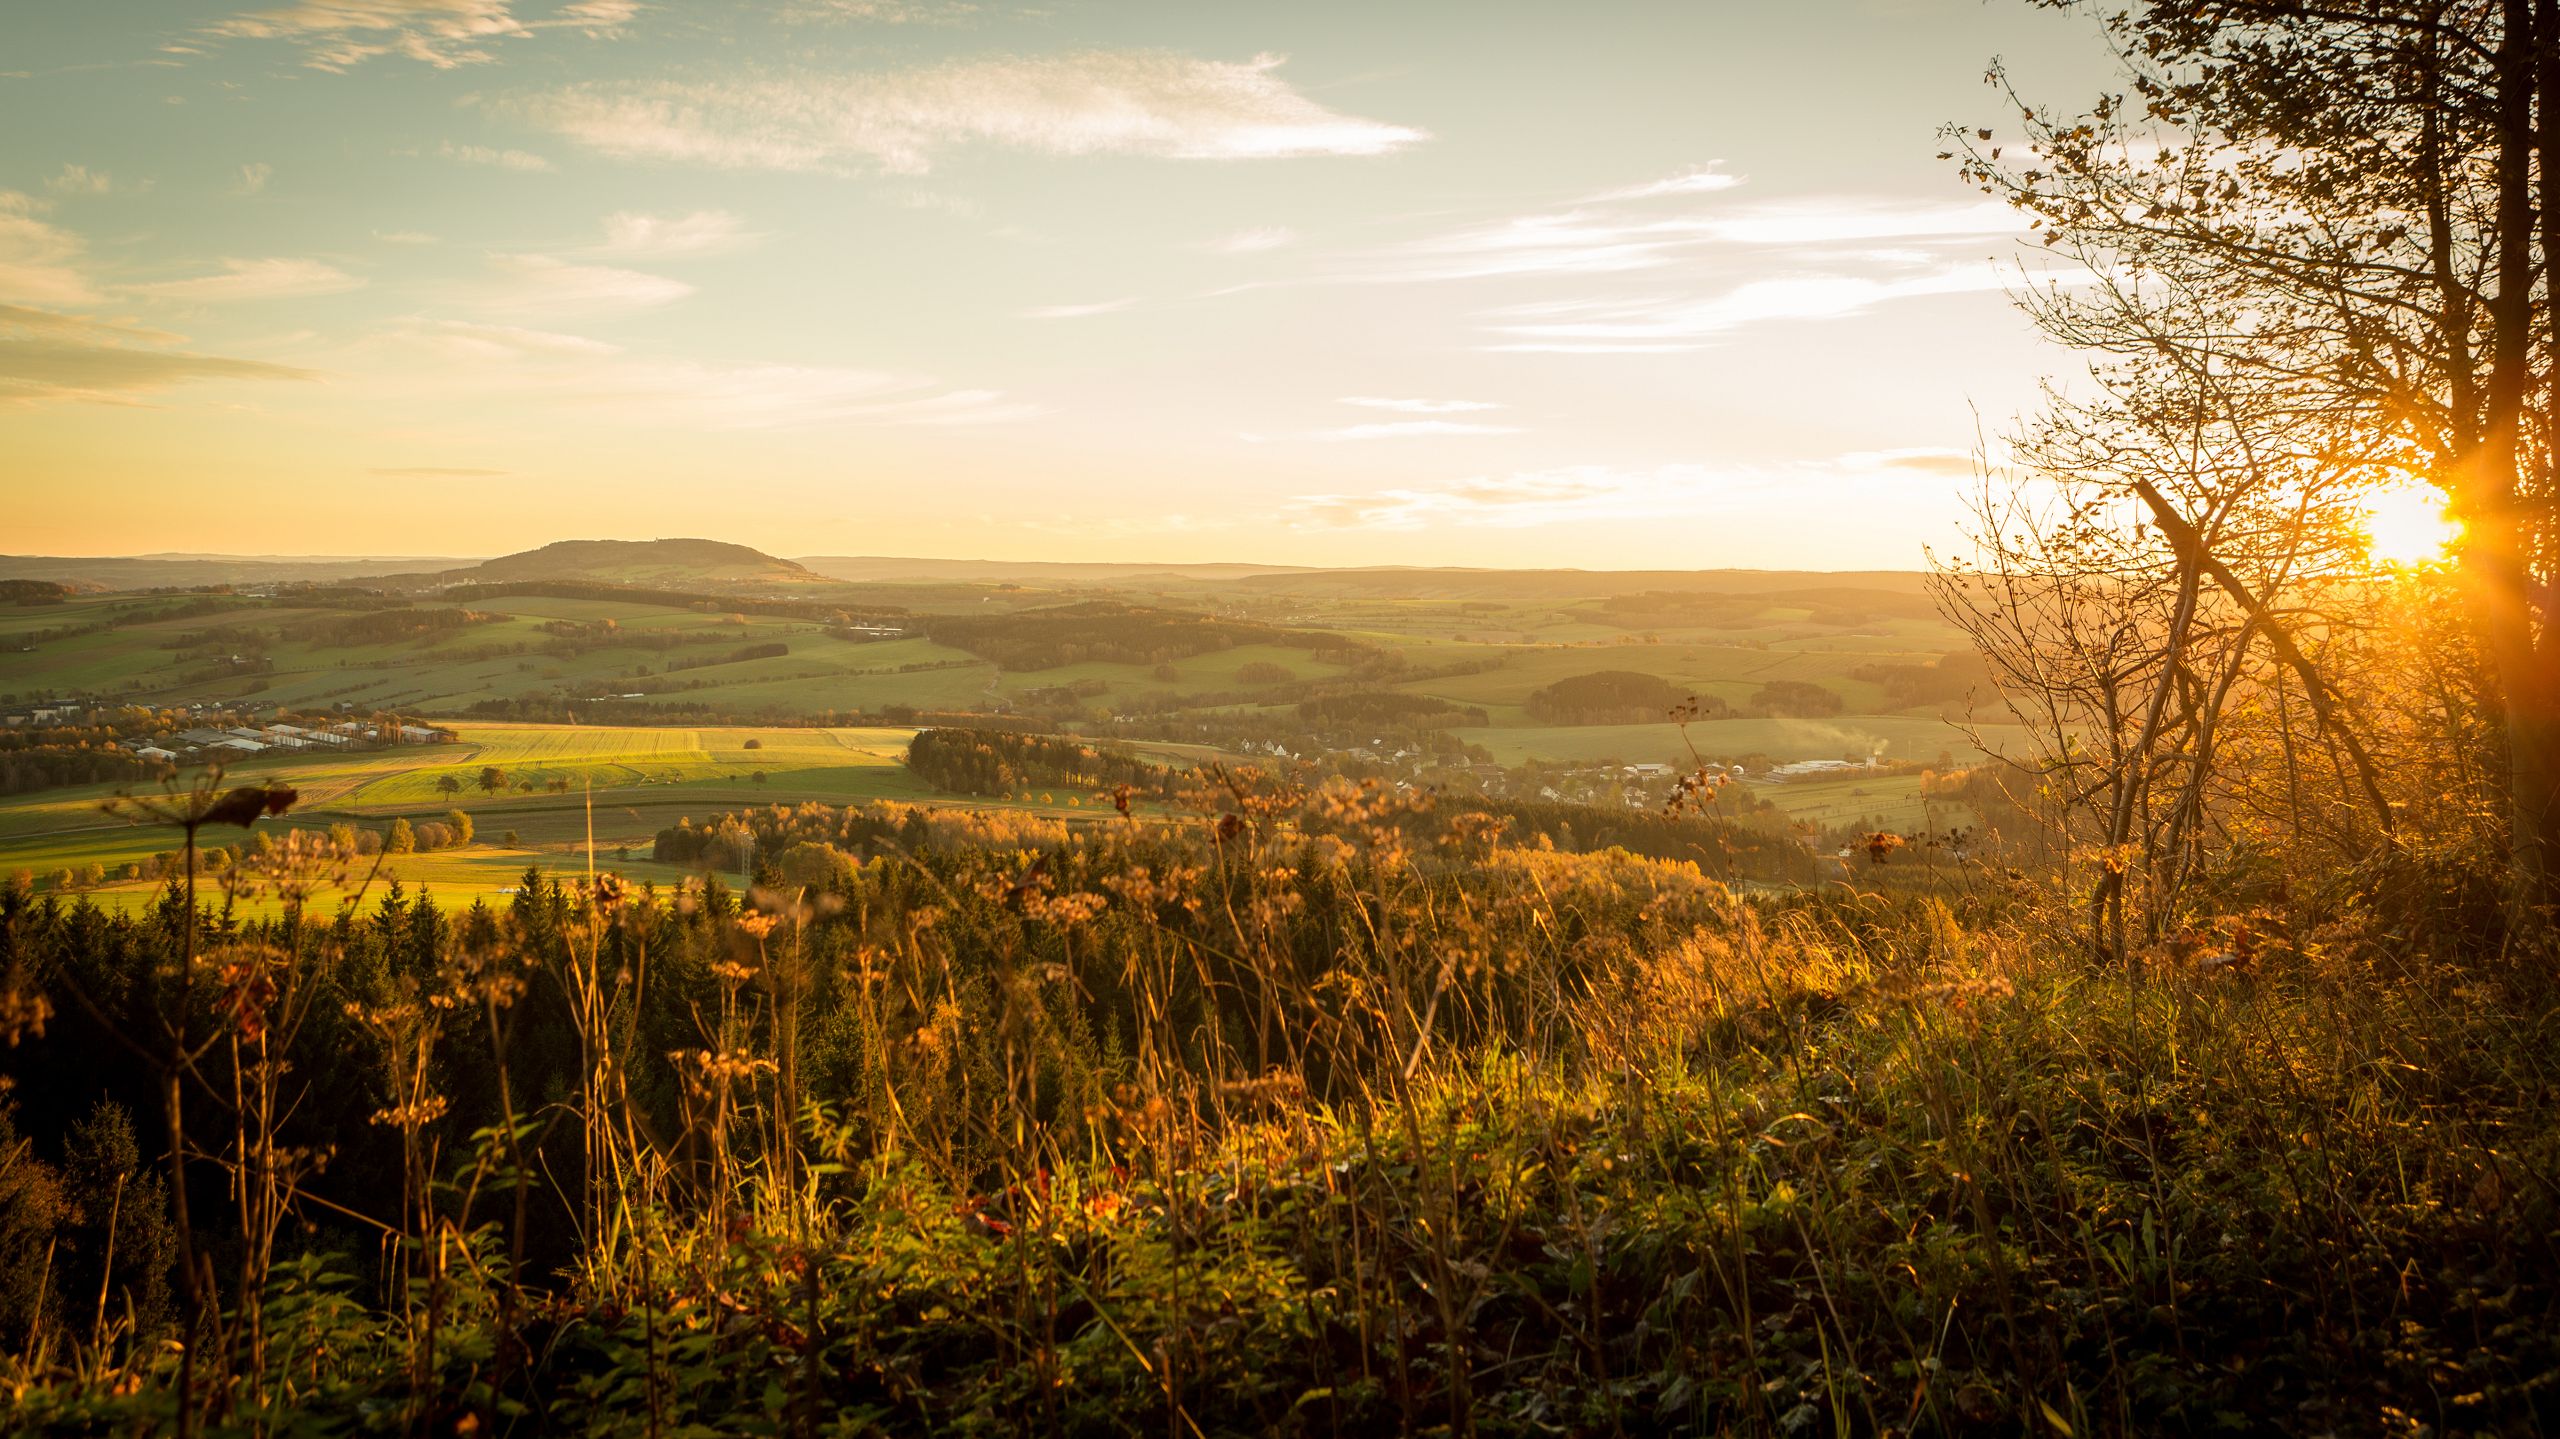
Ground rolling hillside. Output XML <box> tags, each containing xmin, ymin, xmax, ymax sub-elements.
<box><xmin>420</xmin><ymin>538</ymin><xmax>826</xmax><ymax>589</ymax></box>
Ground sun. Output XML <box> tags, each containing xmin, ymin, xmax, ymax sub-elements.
<box><xmin>2360</xmin><ymin>479</ymin><xmax>2461</xmax><ymax>567</ymax></box>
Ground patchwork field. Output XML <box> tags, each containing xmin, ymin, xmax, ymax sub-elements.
<box><xmin>2</xmin><ymin>564</ymin><xmax>2011</xmax><ymax>905</ymax></box>
<box><xmin>0</xmin><ymin>722</ymin><xmax>945</xmax><ymax>910</ymax></box>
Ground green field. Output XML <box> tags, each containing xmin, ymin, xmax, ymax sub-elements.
<box><xmin>1736</xmin><ymin>772</ymin><xmax>1978</xmax><ymax>834</ymax></box>
<box><xmin>2</xmin><ymin>566</ymin><xmax>2013</xmax><ymax>901</ymax></box>
<box><xmin>0</xmin><ymin>722</ymin><xmax>956</xmax><ymax>909</ymax></box>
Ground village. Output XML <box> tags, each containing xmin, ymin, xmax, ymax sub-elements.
<box><xmin>2</xmin><ymin>697</ymin><xmax>452</xmax><ymax>770</ymax></box>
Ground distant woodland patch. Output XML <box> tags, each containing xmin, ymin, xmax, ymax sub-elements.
<box><xmin>901</xmin><ymin>726</ymin><xmax>1175</xmax><ymax>799</ymax></box>
<box><xmin>1522</xmin><ymin>670</ymin><xmax>1702</xmax><ymax>725</ymax></box>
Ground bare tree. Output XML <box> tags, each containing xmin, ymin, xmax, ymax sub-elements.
<box><xmin>1954</xmin><ymin>0</ymin><xmax>2557</xmax><ymax>928</ymax></box>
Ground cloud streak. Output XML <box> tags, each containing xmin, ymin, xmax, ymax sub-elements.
<box><xmin>440</xmin><ymin>141</ymin><xmax>555</xmax><ymax>171</ymax></box>
<box><xmin>0</xmin><ymin>192</ymin><xmax>99</xmax><ymax>306</ymax></box>
<box><xmin>1312</xmin><ymin>420</ymin><xmax>1520</xmax><ymax>441</ymax></box>
<box><xmin>1479</xmin><ymin>261</ymin><xmax>2025</xmax><ymax>351</ymax></box>
<box><xmin>1373</xmin><ymin>198</ymin><xmax>2021</xmax><ymax>285</ymax></box>
<box><xmin>477</xmin><ymin>253</ymin><xmax>692</xmax><ymax>311</ymax></box>
<box><xmin>211</xmin><ymin>0</ymin><xmax>637</xmax><ymax>72</ymax></box>
<box><xmin>0</xmin><ymin>303</ymin><xmax>317</xmax><ymax>404</ymax></box>
<box><xmin>1020</xmin><ymin>298</ymin><xmax>1132</xmax><ymax>319</ymax></box>
<box><xmin>1588</xmin><ymin>164</ymin><xmax>1741</xmax><ymax>202</ymax></box>
<box><xmin>46</xmin><ymin>166</ymin><xmax>118</xmax><ymax>197</ymax></box>
<box><xmin>509</xmin><ymin>50</ymin><xmax>1427</xmax><ymax>175</ymax></box>
<box><xmin>1341</xmin><ymin>396</ymin><xmax>1499</xmax><ymax>414</ymax></box>
<box><xmin>1289</xmin><ymin>465</ymin><xmax>1712</xmax><ymax>530</ymax></box>
<box><xmin>596</xmin><ymin>209</ymin><xmax>759</xmax><ymax>258</ymax></box>
<box><xmin>1211</xmin><ymin>226</ymin><xmax>1297</xmax><ymax>253</ymax></box>
<box><xmin>380</xmin><ymin>318</ymin><xmax>1042</xmax><ymax>429</ymax></box>
<box><xmin>128</xmin><ymin>257</ymin><xmax>366</xmax><ymax>303</ymax></box>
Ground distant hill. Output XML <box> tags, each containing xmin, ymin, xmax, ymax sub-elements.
<box><xmin>428</xmin><ymin>539</ymin><xmax>825</xmax><ymax>589</ymax></box>
<box><xmin>0</xmin><ymin>553</ymin><xmax>479</xmax><ymax>590</ymax></box>
<box><xmin>3</xmin><ymin>543</ymin><xmax>1930</xmax><ymax>602</ymax></box>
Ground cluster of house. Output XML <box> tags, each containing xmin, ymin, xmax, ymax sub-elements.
<box><xmin>1217</xmin><ymin>733</ymin><xmax>1711</xmax><ymax>808</ymax></box>
<box><xmin>3</xmin><ymin>702</ymin><xmax>87</xmax><ymax>727</ymax></box>
<box><xmin>126</xmin><ymin>720</ymin><xmax>448</xmax><ymax>764</ymax></box>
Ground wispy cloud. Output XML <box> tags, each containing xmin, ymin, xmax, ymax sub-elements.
<box><xmin>1379</xmin><ymin>212</ymin><xmax>1692</xmax><ymax>282</ymax></box>
<box><xmin>596</xmin><ymin>209</ymin><xmax>758</xmax><ymax>258</ymax></box>
<box><xmin>1312</xmin><ymin>419</ymin><xmax>1520</xmax><ymax>441</ymax></box>
<box><xmin>1588</xmin><ymin>164</ymin><xmax>1741</xmax><ymax>202</ymax></box>
<box><xmin>46</xmin><ymin>165</ymin><xmax>118</xmax><ymax>197</ymax></box>
<box><xmin>1834</xmin><ymin>446</ymin><xmax>1977</xmax><ymax>478</ymax></box>
<box><xmin>477</xmin><ymin>253</ymin><xmax>691</xmax><ymax>311</ymax></box>
<box><xmin>397</xmin><ymin>319</ymin><xmax>619</xmax><ymax>359</ymax></box>
<box><xmin>0</xmin><ymin>302</ymin><xmax>316</xmax><ymax>405</ymax></box>
<box><xmin>508</xmin><ymin>50</ymin><xmax>1427</xmax><ymax>175</ymax></box>
<box><xmin>128</xmin><ymin>257</ymin><xmax>366</xmax><ymax>303</ymax></box>
<box><xmin>0</xmin><ymin>192</ymin><xmax>100</xmax><ymax>306</ymax></box>
<box><xmin>214</xmin><ymin>0</ymin><xmax>527</xmax><ymax>71</ymax></box>
<box><xmin>1341</xmin><ymin>395</ymin><xmax>1498</xmax><ymax>415</ymax></box>
<box><xmin>1288</xmin><ymin>465</ymin><xmax>1710</xmax><ymax>530</ymax></box>
<box><xmin>381</xmin><ymin>317</ymin><xmax>1041</xmax><ymax>428</ymax></box>
<box><xmin>1020</xmin><ymin>298</ymin><xmax>1132</xmax><ymax>320</ymax></box>
<box><xmin>1479</xmin><ymin>261</ymin><xmax>2019</xmax><ymax>351</ymax></box>
<box><xmin>1211</xmin><ymin>226</ymin><xmax>1297</xmax><ymax>254</ymax></box>
<box><xmin>1671</xmin><ymin>198</ymin><xmax>2019</xmax><ymax>246</ymax></box>
<box><xmin>234</xmin><ymin>162</ymin><xmax>272</xmax><ymax>195</ymax></box>
<box><xmin>440</xmin><ymin>140</ymin><xmax>554</xmax><ymax>171</ymax></box>
<box><xmin>211</xmin><ymin>0</ymin><xmax>636</xmax><ymax>72</ymax></box>
<box><xmin>1371</xmin><ymin>197</ymin><xmax>2021</xmax><ymax>284</ymax></box>
<box><xmin>778</xmin><ymin>0</ymin><xmax>977</xmax><ymax>22</ymax></box>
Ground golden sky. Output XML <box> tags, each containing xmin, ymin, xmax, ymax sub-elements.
<box><xmin>2</xmin><ymin>0</ymin><xmax>2112</xmax><ymax>567</ymax></box>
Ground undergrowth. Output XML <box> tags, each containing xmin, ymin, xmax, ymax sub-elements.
<box><xmin>0</xmin><ymin>774</ymin><xmax>2553</xmax><ymax>1435</ymax></box>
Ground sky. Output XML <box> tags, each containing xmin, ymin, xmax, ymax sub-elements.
<box><xmin>0</xmin><ymin>0</ymin><xmax>2119</xmax><ymax>569</ymax></box>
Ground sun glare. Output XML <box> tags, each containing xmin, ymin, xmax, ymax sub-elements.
<box><xmin>2361</xmin><ymin>479</ymin><xmax>2461</xmax><ymax>566</ymax></box>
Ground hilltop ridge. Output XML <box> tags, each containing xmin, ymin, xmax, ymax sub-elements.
<box><xmin>445</xmin><ymin>538</ymin><xmax>822</xmax><ymax>588</ymax></box>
